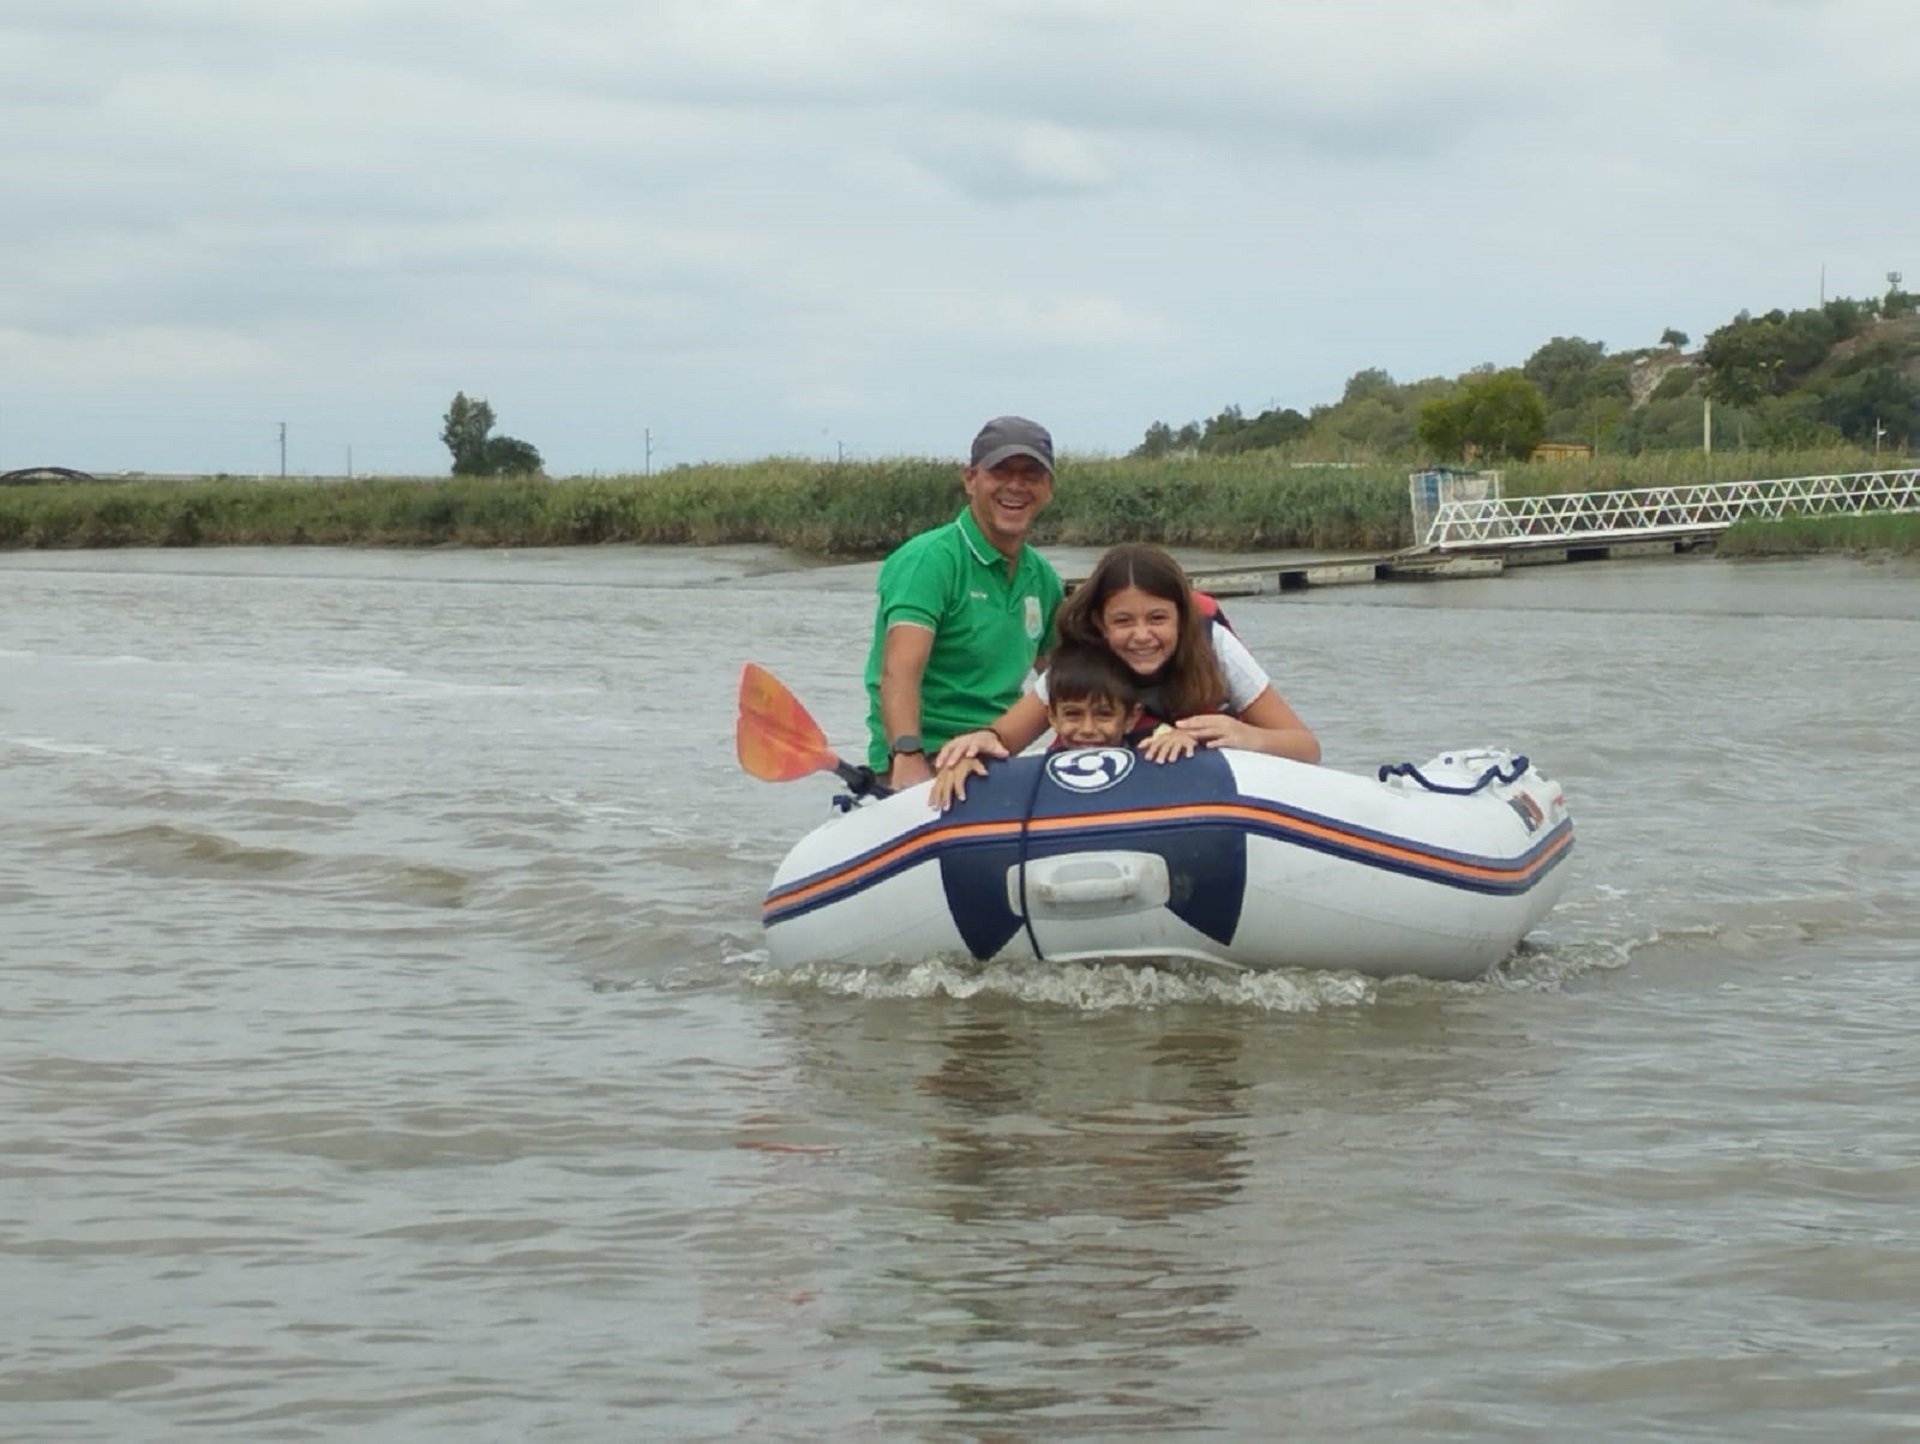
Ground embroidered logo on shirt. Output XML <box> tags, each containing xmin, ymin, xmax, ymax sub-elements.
<box><xmin>969</xmin><ymin>589</ymin><xmax>988</xmax><ymax>601</ymax></box>
<box><xmin>1024</xmin><ymin>594</ymin><xmax>1042</xmax><ymax>640</ymax></box>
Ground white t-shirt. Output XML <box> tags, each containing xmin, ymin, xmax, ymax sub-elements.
<box><xmin>1030</xmin><ymin>624</ymin><xmax>1272</xmax><ymax>714</ymax></box>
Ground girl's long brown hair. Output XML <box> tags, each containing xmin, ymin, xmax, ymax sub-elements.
<box><xmin>1055</xmin><ymin>543</ymin><xmax>1226</xmax><ymax>719</ymax></box>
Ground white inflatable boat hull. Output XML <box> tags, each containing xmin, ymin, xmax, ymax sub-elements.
<box><xmin>763</xmin><ymin>746</ymin><xmax>1573</xmax><ymax>981</ymax></box>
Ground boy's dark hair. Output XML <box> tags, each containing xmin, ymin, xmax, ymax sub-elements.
<box><xmin>1045</xmin><ymin>642</ymin><xmax>1137</xmax><ymax>708</ymax></box>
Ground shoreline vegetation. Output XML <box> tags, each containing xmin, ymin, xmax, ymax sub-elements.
<box><xmin>1</xmin><ymin>448</ymin><xmax>1914</xmax><ymax>558</ymax></box>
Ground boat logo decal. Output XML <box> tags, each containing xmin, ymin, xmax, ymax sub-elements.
<box><xmin>1045</xmin><ymin>747</ymin><xmax>1135</xmax><ymax>793</ymax></box>
<box><xmin>1506</xmin><ymin>790</ymin><xmax>1544</xmax><ymax>832</ymax></box>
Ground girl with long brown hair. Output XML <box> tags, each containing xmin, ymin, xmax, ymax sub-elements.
<box><xmin>931</xmin><ymin>542</ymin><xmax>1319</xmax><ymax>774</ymax></box>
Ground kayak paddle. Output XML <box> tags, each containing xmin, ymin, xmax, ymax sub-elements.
<box><xmin>736</xmin><ymin>663</ymin><xmax>890</xmax><ymax>797</ymax></box>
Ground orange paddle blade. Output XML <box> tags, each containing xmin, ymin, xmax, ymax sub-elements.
<box><xmin>736</xmin><ymin>663</ymin><xmax>839</xmax><ymax>782</ymax></box>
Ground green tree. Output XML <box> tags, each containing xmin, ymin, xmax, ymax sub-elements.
<box><xmin>1239</xmin><ymin>406</ymin><xmax>1311</xmax><ymax>450</ymax></box>
<box><xmin>1817</xmin><ymin>366</ymin><xmax>1919</xmax><ymax>446</ymax></box>
<box><xmin>1650</xmin><ymin>367</ymin><xmax>1697</xmax><ymax>402</ymax></box>
<box><xmin>1752</xmin><ymin>393</ymin><xmax>1843</xmax><ymax>449</ymax></box>
<box><xmin>1461</xmin><ymin>369</ymin><xmax>1548</xmax><ymax>459</ymax></box>
<box><xmin>440</xmin><ymin>393</ymin><xmax>544</xmax><ymax>476</ymax></box>
<box><xmin>1308</xmin><ymin>371</ymin><xmax>1445</xmax><ymax>454</ymax></box>
<box><xmin>1523</xmin><ymin>336</ymin><xmax>1606</xmax><ymax>412</ymax></box>
<box><xmin>1131</xmin><ymin>421</ymin><xmax>1177</xmax><ymax>459</ymax></box>
<box><xmin>1701</xmin><ymin>314</ymin><xmax>1784</xmax><ymax>407</ymax></box>
<box><xmin>485</xmin><ymin>436</ymin><xmax>545</xmax><ymax>475</ymax></box>
<box><xmin>1701</xmin><ymin>304</ymin><xmax>1851</xmax><ymax>407</ymax></box>
<box><xmin>1821</xmin><ymin>297</ymin><xmax>1868</xmax><ymax>342</ymax></box>
<box><xmin>1660</xmin><ymin>327</ymin><xmax>1689</xmax><ymax>348</ymax></box>
<box><xmin>1415</xmin><ymin>396</ymin><xmax>1468</xmax><ymax>459</ymax></box>
<box><xmin>1340</xmin><ymin>368</ymin><xmax>1400</xmax><ymax>406</ymax></box>
<box><xmin>1419</xmin><ymin>370</ymin><xmax>1548</xmax><ymax>461</ymax></box>
<box><xmin>442</xmin><ymin>392</ymin><xmax>497</xmax><ymax>475</ymax></box>
<box><xmin>1199</xmin><ymin>404</ymin><xmax>1247</xmax><ymax>452</ymax></box>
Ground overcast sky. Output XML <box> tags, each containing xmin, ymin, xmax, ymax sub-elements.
<box><xmin>2</xmin><ymin>0</ymin><xmax>1914</xmax><ymax>477</ymax></box>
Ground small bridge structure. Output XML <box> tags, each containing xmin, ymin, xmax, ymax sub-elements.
<box><xmin>1414</xmin><ymin>467</ymin><xmax>1920</xmax><ymax>554</ymax></box>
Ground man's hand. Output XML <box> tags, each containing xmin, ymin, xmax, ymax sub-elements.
<box><xmin>932</xmin><ymin>728</ymin><xmax>1008</xmax><ymax>770</ymax></box>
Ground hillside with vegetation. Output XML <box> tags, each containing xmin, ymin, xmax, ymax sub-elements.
<box><xmin>1134</xmin><ymin>284</ymin><xmax>1920</xmax><ymax>464</ymax></box>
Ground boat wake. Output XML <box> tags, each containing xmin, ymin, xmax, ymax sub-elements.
<box><xmin>732</xmin><ymin>927</ymin><xmax>1660</xmax><ymax>1012</ymax></box>
<box><xmin>741</xmin><ymin>952</ymin><xmax>1380</xmax><ymax>1013</ymax></box>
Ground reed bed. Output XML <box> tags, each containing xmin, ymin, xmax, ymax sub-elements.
<box><xmin>0</xmin><ymin>447</ymin><xmax>1907</xmax><ymax>556</ymax></box>
<box><xmin>1718</xmin><ymin>512</ymin><xmax>1920</xmax><ymax>557</ymax></box>
<box><xmin>0</xmin><ymin>456</ymin><xmax>1412</xmax><ymax>554</ymax></box>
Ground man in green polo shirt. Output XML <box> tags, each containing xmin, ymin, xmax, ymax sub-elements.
<box><xmin>864</xmin><ymin>416</ymin><xmax>1065</xmax><ymax>790</ymax></box>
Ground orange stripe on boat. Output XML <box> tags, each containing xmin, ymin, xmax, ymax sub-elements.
<box><xmin>765</xmin><ymin>801</ymin><xmax>1569</xmax><ymax>915</ymax></box>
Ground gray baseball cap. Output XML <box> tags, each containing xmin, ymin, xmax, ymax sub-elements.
<box><xmin>969</xmin><ymin>415</ymin><xmax>1054</xmax><ymax>474</ymax></box>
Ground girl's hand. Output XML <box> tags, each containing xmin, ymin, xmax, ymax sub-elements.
<box><xmin>928</xmin><ymin>756</ymin><xmax>988</xmax><ymax>811</ymax></box>
<box><xmin>1138</xmin><ymin>724</ymin><xmax>1198</xmax><ymax>764</ymax></box>
<box><xmin>933</xmin><ymin>728</ymin><xmax>1007</xmax><ymax>770</ymax></box>
<box><xmin>1175</xmin><ymin>714</ymin><xmax>1254</xmax><ymax>750</ymax></box>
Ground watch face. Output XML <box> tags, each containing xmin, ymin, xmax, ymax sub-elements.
<box><xmin>890</xmin><ymin>734</ymin><xmax>923</xmax><ymax>755</ymax></box>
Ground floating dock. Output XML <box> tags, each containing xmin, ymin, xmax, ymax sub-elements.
<box><xmin>1181</xmin><ymin>534</ymin><xmax>1716</xmax><ymax>597</ymax></box>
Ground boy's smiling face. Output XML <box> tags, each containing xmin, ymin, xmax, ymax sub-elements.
<box><xmin>1049</xmin><ymin>693</ymin><xmax>1142</xmax><ymax>748</ymax></box>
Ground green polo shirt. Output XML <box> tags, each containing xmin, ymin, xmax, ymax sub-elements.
<box><xmin>864</xmin><ymin>508</ymin><xmax>1064</xmax><ymax>769</ymax></box>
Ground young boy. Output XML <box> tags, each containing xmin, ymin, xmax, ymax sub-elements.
<box><xmin>927</xmin><ymin>641</ymin><xmax>1194</xmax><ymax>808</ymax></box>
<box><xmin>1038</xmin><ymin>642</ymin><xmax>1149</xmax><ymax>749</ymax></box>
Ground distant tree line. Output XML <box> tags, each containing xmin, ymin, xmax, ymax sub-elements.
<box><xmin>1133</xmin><ymin>281</ymin><xmax>1920</xmax><ymax>462</ymax></box>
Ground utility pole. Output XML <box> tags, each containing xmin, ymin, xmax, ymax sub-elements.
<box><xmin>346</xmin><ymin>445</ymin><xmax>354</xmax><ymax>479</ymax></box>
<box><xmin>644</xmin><ymin>427</ymin><xmax>654</xmax><ymax>476</ymax></box>
<box><xmin>278</xmin><ymin>421</ymin><xmax>287</xmax><ymax>477</ymax></box>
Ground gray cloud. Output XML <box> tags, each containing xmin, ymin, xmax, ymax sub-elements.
<box><xmin>1</xmin><ymin>0</ymin><xmax>1916</xmax><ymax>474</ymax></box>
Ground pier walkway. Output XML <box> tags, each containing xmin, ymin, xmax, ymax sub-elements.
<box><xmin>1179</xmin><ymin>467</ymin><xmax>1920</xmax><ymax>598</ymax></box>
<box><xmin>1419</xmin><ymin>466</ymin><xmax>1920</xmax><ymax>552</ymax></box>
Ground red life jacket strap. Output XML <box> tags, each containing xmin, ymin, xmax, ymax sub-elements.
<box><xmin>1193</xmin><ymin>590</ymin><xmax>1235</xmax><ymax>635</ymax></box>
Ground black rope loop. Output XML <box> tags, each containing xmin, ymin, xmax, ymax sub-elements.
<box><xmin>1376</xmin><ymin>754</ymin><xmax>1530</xmax><ymax>794</ymax></box>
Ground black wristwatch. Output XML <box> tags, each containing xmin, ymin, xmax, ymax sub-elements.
<box><xmin>889</xmin><ymin>733</ymin><xmax>924</xmax><ymax>758</ymax></box>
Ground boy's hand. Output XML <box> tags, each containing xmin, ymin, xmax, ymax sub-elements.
<box><xmin>928</xmin><ymin>756</ymin><xmax>989</xmax><ymax>811</ymax></box>
<box><xmin>1138</xmin><ymin>724</ymin><xmax>1198</xmax><ymax>764</ymax></box>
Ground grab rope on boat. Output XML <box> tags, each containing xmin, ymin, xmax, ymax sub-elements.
<box><xmin>1015</xmin><ymin>756</ymin><xmax>1051</xmax><ymax>961</ymax></box>
<box><xmin>1377</xmin><ymin>755</ymin><xmax>1530</xmax><ymax>794</ymax></box>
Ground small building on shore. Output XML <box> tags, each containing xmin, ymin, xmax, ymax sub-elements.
<box><xmin>1529</xmin><ymin>442</ymin><xmax>1593</xmax><ymax>463</ymax></box>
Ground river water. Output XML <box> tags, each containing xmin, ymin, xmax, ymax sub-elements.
<box><xmin>3</xmin><ymin>543</ymin><xmax>1918</xmax><ymax>1441</ymax></box>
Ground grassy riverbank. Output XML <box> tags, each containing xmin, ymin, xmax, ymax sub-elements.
<box><xmin>0</xmin><ymin>447</ymin><xmax>1907</xmax><ymax>555</ymax></box>
<box><xmin>1718</xmin><ymin>512</ymin><xmax>1920</xmax><ymax>556</ymax></box>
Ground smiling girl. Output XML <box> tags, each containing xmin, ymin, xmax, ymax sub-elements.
<box><xmin>931</xmin><ymin>542</ymin><xmax>1320</xmax><ymax>771</ymax></box>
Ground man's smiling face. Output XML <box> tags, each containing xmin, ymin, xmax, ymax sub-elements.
<box><xmin>962</xmin><ymin>454</ymin><xmax>1053</xmax><ymax>559</ymax></box>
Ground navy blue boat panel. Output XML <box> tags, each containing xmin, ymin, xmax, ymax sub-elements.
<box><xmin>936</xmin><ymin>749</ymin><xmax>1248</xmax><ymax>956</ymax></box>
<box><xmin>938</xmin><ymin>842</ymin><xmax>1028</xmax><ymax>959</ymax></box>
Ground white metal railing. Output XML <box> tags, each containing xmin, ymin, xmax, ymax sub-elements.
<box><xmin>1420</xmin><ymin>469</ymin><xmax>1920</xmax><ymax>551</ymax></box>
